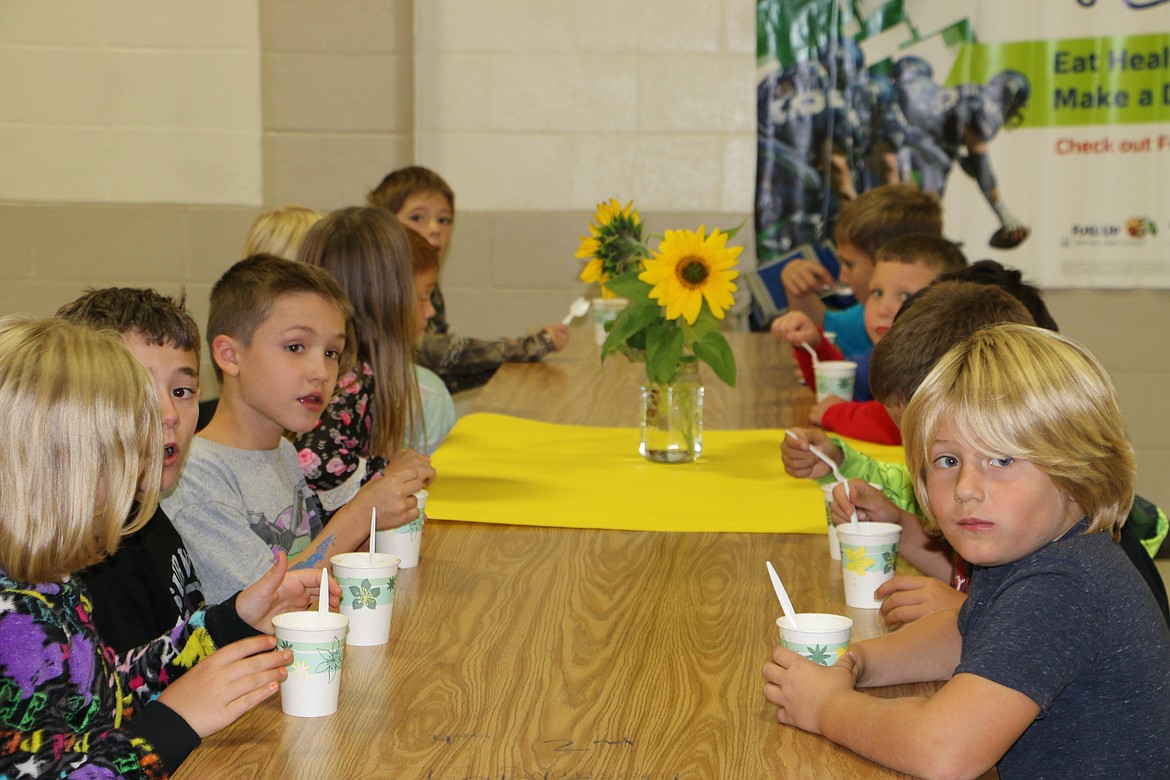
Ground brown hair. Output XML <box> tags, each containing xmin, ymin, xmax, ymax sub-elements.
<box><xmin>297</xmin><ymin>208</ymin><xmax>420</xmax><ymax>458</ymax></box>
<box><xmin>367</xmin><ymin>166</ymin><xmax>455</xmax><ymax>216</ymax></box>
<box><xmin>875</xmin><ymin>234</ymin><xmax>967</xmax><ymax>276</ymax></box>
<box><xmin>56</xmin><ymin>287</ymin><xmax>201</xmax><ymax>360</ymax></box>
<box><xmin>406</xmin><ymin>227</ymin><xmax>440</xmax><ymax>275</ymax></box>
<box><xmin>834</xmin><ymin>184</ymin><xmax>942</xmax><ymax>259</ymax></box>
<box><xmin>870</xmin><ymin>281</ymin><xmax>1034</xmax><ymax>408</ymax></box>
<box><xmin>0</xmin><ymin>317</ymin><xmax>161</xmax><ymax>582</ymax></box>
<box><xmin>207</xmin><ymin>254</ymin><xmax>354</xmax><ymax>382</ymax></box>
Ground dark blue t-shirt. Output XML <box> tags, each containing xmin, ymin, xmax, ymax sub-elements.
<box><xmin>957</xmin><ymin>519</ymin><xmax>1170</xmax><ymax>778</ymax></box>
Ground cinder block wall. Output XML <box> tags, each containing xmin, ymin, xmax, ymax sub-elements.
<box><xmin>1</xmin><ymin>1</ymin><xmax>1167</xmax><ymax>523</ymax></box>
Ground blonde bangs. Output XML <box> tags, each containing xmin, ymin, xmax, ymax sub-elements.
<box><xmin>903</xmin><ymin>324</ymin><xmax>1134</xmax><ymax>538</ymax></box>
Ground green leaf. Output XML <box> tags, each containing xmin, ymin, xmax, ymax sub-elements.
<box><xmin>688</xmin><ymin>306</ymin><xmax>723</xmax><ymax>338</ymax></box>
<box><xmin>645</xmin><ymin>320</ymin><xmax>684</xmax><ymax>384</ymax></box>
<box><xmin>603</xmin><ymin>271</ymin><xmax>653</xmax><ymax>304</ymax></box>
<box><xmin>693</xmin><ymin>331</ymin><xmax>736</xmax><ymax>387</ymax></box>
<box><xmin>718</xmin><ymin>220</ymin><xmax>746</xmax><ymax>242</ymax></box>
<box><xmin>600</xmin><ymin>303</ymin><xmax>660</xmax><ymax>361</ymax></box>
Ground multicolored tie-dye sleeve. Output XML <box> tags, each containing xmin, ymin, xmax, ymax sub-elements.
<box><xmin>0</xmin><ymin>575</ymin><xmax>200</xmax><ymax>779</ymax></box>
<box><xmin>115</xmin><ymin>605</ymin><xmax>219</xmax><ymax>710</ymax></box>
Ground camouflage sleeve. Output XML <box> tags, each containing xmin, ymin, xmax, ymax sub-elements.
<box><xmin>415</xmin><ymin>330</ymin><xmax>555</xmax><ymax>394</ymax></box>
<box><xmin>814</xmin><ymin>437</ymin><xmax>921</xmax><ymax>516</ymax></box>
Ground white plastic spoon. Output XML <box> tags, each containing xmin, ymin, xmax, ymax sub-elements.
<box><xmin>561</xmin><ymin>296</ymin><xmax>591</xmax><ymax>325</ymax></box>
<box><xmin>766</xmin><ymin>561</ymin><xmax>799</xmax><ymax>628</ymax></box>
<box><xmin>318</xmin><ymin>568</ymin><xmax>329</xmax><ymax>626</ymax></box>
<box><xmin>369</xmin><ymin>507</ymin><xmax>377</xmax><ymax>564</ymax></box>
<box><xmin>805</xmin><ymin>439</ymin><xmax>860</xmax><ymax>528</ymax></box>
<box><xmin>801</xmin><ymin>341</ymin><xmax>819</xmax><ymax>365</ymax></box>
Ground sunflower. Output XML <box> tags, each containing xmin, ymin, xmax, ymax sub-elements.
<box><xmin>575</xmin><ymin>199</ymin><xmax>647</xmax><ymax>297</ymax></box>
<box><xmin>638</xmin><ymin>226</ymin><xmax>741</xmax><ymax>325</ymax></box>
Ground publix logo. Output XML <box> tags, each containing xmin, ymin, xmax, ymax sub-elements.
<box><xmin>1126</xmin><ymin>217</ymin><xmax>1157</xmax><ymax>237</ymax></box>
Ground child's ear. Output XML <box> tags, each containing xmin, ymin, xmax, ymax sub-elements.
<box><xmin>211</xmin><ymin>335</ymin><xmax>242</xmax><ymax>378</ymax></box>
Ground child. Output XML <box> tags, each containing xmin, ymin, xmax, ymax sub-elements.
<box><xmin>406</xmin><ymin>226</ymin><xmax>458</xmax><ymax>455</ymax></box>
<box><xmin>58</xmin><ymin>287</ymin><xmax>336</xmax><ymax>654</ymax></box>
<box><xmin>241</xmin><ymin>204</ymin><xmax>324</xmax><ymax>260</ymax></box>
<box><xmin>764</xmin><ymin>324</ymin><xmax>1170</xmax><ymax>779</ymax></box>
<box><xmin>773</xmin><ymin>183</ymin><xmax>941</xmax><ymax>357</ymax></box>
<box><xmin>775</xmin><ymin>234</ymin><xmax>967</xmax><ymax>443</ymax></box>
<box><xmin>785</xmin><ymin>280</ymin><xmax>1170</xmax><ymax>627</ymax></box>
<box><xmin>293</xmin><ymin>207</ymin><xmax>439</xmax><ymax>510</ymax></box>
<box><xmin>0</xmin><ymin>317</ymin><xmax>296</xmax><ymax>777</ymax></box>
<box><xmin>163</xmin><ymin>255</ymin><xmax>429</xmax><ymax>603</ymax></box>
<box><xmin>367</xmin><ymin>165</ymin><xmax>571</xmax><ymax>393</ymax></box>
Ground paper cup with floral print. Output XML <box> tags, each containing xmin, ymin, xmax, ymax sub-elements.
<box><xmin>375</xmin><ymin>489</ymin><xmax>426</xmax><ymax>568</ymax></box>
<box><xmin>777</xmin><ymin>613</ymin><xmax>853</xmax><ymax>666</ymax></box>
<box><xmin>837</xmin><ymin>521</ymin><xmax>902</xmax><ymax>609</ymax></box>
<box><xmin>814</xmin><ymin>360</ymin><xmax>857</xmax><ymax>403</ymax></box>
<box><xmin>592</xmin><ymin>297</ymin><xmax>628</xmax><ymax>345</ymax></box>
<box><xmin>272</xmin><ymin>611</ymin><xmax>350</xmax><ymax>717</ymax></box>
<box><xmin>330</xmin><ymin>552</ymin><xmax>400</xmax><ymax>646</ymax></box>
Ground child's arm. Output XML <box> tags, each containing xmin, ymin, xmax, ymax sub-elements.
<box><xmin>289</xmin><ymin>464</ymin><xmax>431</xmax><ymax>571</ymax></box>
<box><xmin>779</xmin><ymin>259</ymin><xmax>835</xmax><ymax>327</ymax></box>
<box><xmin>765</xmin><ymin>610</ymin><xmax>1038</xmax><ymax>778</ymax></box>
<box><xmin>818</xmin><ymin>401</ymin><xmax>901</xmax><ymax>445</ymax></box>
<box><xmin>417</xmin><ymin>329</ymin><xmax>561</xmax><ymax>392</ymax></box>
<box><xmin>874</xmin><ymin>575</ymin><xmax>967</xmax><ymax>629</ymax></box>
<box><xmin>830</xmin><ymin>480</ymin><xmax>952</xmax><ymax>581</ymax></box>
<box><xmin>780</xmin><ymin>427</ymin><xmax>841</xmax><ymax>481</ymax></box>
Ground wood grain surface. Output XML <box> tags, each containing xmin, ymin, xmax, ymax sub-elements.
<box><xmin>470</xmin><ymin>329</ymin><xmax>812</xmax><ymax>430</ymax></box>
<box><xmin>174</xmin><ymin>526</ymin><xmax>944</xmax><ymax>779</ymax></box>
<box><xmin>174</xmin><ymin>328</ymin><xmax>985</xmax><ymax>779</ymax></box>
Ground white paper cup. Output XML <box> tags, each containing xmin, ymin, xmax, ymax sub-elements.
<box><xmin>837</xmin><ymin>521</ymin><xmax>903</xmax><ymax>609</ymax></box>
<box><xmin>814</xmin><ymin>360</ymin><xmax>857</xmax><ymax>402</ymax></box>
<box><xmin>776</xmin><ymin>613</ymin><xmax>853</xmax><ymax>666</ymax></box>
<box><xmin>375</xmin><ymin>489</ymin><xmax>426</xmax><ymax>568</ymax></box>
<box><xmin>330</xmin><ymin>552</ymin><xmax>401</xmax><ymax>646</ymax></box>
<box><xmin>272</xmin><ymin>611</ymin><xmax>349</xmax><ymax>717</ymax></box>
<box><xmin>823</xmin><ymin>481</ymin><xmax>885</xmax><ymax>561</ymax></box>
<box><xmin>592</xmin><ymin>297</ymin><xmax>628</xmax><ymax>345</ymax></box>
<box><xmin>821</xmin><ymin>484</ymin><xmax>840</xmax><ymax>560</ymax></box>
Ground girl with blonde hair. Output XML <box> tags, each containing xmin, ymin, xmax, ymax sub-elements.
<box><xmin>0</xmin><ymin>317</ymin><xmax>296</xmax><ymax>777</ymax></box>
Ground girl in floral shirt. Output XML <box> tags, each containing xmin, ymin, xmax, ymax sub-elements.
<box><xmin>0</xmin><ymin>318</ymin><xmax>294</xmax><ymax>779</ymax></box>
<box><xmin>294</xmin><ymin>207</ymin><xmax>437</xmax><ymax>515</ymax></box>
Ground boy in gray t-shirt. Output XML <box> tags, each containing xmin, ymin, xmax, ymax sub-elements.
<box><xmin>165</xmin><ymin>255</ymin><xmax>430</xmax><ymax>603</ymax></box>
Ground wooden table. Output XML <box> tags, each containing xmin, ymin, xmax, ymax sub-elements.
<box><xmin>175</xmin><ymin>329</ymin><xmax>951</xmax><ymax>780</ymax></box>
<box><xmin>471</xmin><ymin>329</ymin><xmax>812</xmax><ymax>429</ymax></box>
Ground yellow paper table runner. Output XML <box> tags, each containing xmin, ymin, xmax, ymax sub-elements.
<box><xmin>428</xmin><ymin>413</ymin><xmax>905</xmax><ymax>534</ymax></box>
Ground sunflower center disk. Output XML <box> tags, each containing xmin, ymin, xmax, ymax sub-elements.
<box><xmin>678</xmin><ymin>256</ymin><xmax>710</xmax><ymax>288</ymax></box>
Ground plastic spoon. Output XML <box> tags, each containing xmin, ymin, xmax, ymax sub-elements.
<box><xmin>561</xmin><ymin>296</ymin><xmax>591</xmax><ymax>325</ymax></box>
<box><xmin>766</xmin><ymin>561</ymin><xmax>799</xmax><ymax>628</ymax></box>
<box><xmin>806</xmin><ymin>440</ymin><xmax>860</xmax><ymax>527</ymax></box>
<box><xmin>369</xmin><ymin>507</ymin><xmax>377</xmax><ymax>564</ymax></box>
<box><xmin>318</xmin><ymin>568</ymin><xmax>329</xmax><ymax>626</ymax></box>
<box><xmin>801</xmin><ymin>342</ymin><xmax>819</xmax><ymax>365</ymax></box>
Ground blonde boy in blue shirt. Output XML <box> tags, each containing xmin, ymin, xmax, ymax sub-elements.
<box><xmin>764</xmin><ymin>325</ymin><xmax>1170</xmax><ymax>778</ymax></box>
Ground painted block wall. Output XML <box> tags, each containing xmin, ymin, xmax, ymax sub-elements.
<box><xmin>0</xmin><ymin>0</ymin><xmax>1166</xmax><ymax>523</ymax></box>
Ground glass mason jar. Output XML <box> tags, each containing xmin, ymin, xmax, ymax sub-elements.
<box><xmin>639</xmin><ymin>362</ymin><xmax>704</xmax><ymax>463</ymax></box>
